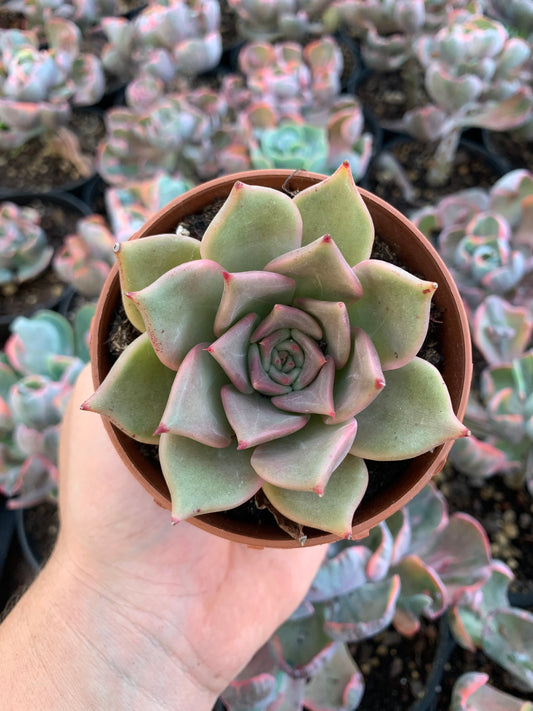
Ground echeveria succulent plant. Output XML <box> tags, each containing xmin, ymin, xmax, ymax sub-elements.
<box><xmin>0</xmin><ymin>201</ymin><xmax>53</xmax><ymax>289</ymax></box>
<box><xmin>83</xmin><ymin>163</ymin><xmax>468</xmax><ymax>538</ymax></box>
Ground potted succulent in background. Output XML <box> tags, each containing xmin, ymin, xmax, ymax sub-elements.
<box><xmin>83</xmin><ymin>161</ymin><xmax>472</xmax><ymax>547</ymax></box>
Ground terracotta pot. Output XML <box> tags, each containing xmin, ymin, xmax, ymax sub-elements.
<box><xmin>89</xmin><ymin>169</ymin><xmax>472</xmax><ymax>549</ymax></box>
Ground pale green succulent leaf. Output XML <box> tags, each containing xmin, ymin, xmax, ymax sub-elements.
<box><xmin>392</xmin><ymin>554</ymin><xmax>447</xmax><ymax>636</ymax></box>
<box><xmin>129</xmin><ymin>259</ymin><xmax>225</xmax><ymax>370</ymax></box>
<box><xmin>116</xmin><ymin>234</ymin><xmax>201</xmax><ymax>331</ymax></box>
<box><xmin>82</xmin><ymin>333</ymin><xmax>175</xmax><ymax>443</ymax></box>
<box><xmin>251</xmin><ymin>304</ymin><xmax>322</xmax><ymax>342</ymax></box>
<box><xmin>214</xmin><ymin>270</ymin><xmax>296</xmax><ymax>337</ymax></box>
<box><xmin>350</xmin><ymin>357</ymin><xmax>469</xmax><ymax>460</ymax></box>
<box><xmin>251</xmin><ymin>416</ymin><xmax>357</xmax><ymax>494</ymax></box>
<box><xmin>294</xmin><ymin>298</ymin><xmax>351</xmax><ymax>369</ymax></box>
<box><xmin>262</xmin><ymin>455</ymin><xmax>368</xmax><ymax>538</ymax></box>
<box><xmin>221</xmin><ymin>385</ymin><xmax>309</xmax><ymax>449</ymax></box>
<box><xmin>482</xmin><ymin>608</ymin><xmax>533</xmax><ymax>692</ymax></box>
<box><xmin>265</xmin><ymin>236</ymin><xmax>363</xmax><ymax>303</ymax></box>
<box><xmin>349</xmin><ymin>260</ymin><xmax>437</xmax><ymax>371</ymax></box>
<box><xmin>207</xmin><ymin>313</ymin><xmax>258</xmax><ymax>394</ymax></box>
<box><xmin>293</xmin><ymin>161</ymin><xmax>374</xmax><ymax>266</ymax></box>
<box><xmin>159</xmin><ymin>433</ymin><xmax>262</xmax><ymax>521</ymax></box>
<box><xmin>158</xmin><ymin>344</ymin><xmax>232</xmax><ymax>447</ymax></box>
<box><xmin>324</xmin><ymin>575</ymin><xmax>401</xmax><ymax>642</ymax></box>
<box><xmin>200</xmin><ymin>182</ymin><xmax>302</xmax><ymax>272</ymax></box>
<box><xmin>304</xmin><ymin>643</ymin><xmax>364</xmax><ymax>711</ymax></box>
<box><xmin>271</xmin><ymin>356</ymin><xmax>335</xmax><ymax>417</ymax></box>
<box><xmin>325</xmin><ymin>327</ymin><xmax>385</xmax><ymax>425</ymax></box>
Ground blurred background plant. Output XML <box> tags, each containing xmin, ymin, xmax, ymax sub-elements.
<box><xmin>0</xmin><ymin>306</ymin><xmax>95</xmax><ymax>510</ymax></box>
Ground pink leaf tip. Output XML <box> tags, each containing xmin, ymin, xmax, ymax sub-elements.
<box><xmin>153</xmin><ymin>423</ymin><xmax>169</xmax><ymax>435</ymax></box>
<box><xmin>321</xmin><ymin>234</ymin><xmax>332</xmax><ymax>243</ymax></box>
<box><xmin>222</xmin><ymin>271</ymin><xmax>232</xmax><ymax>283</ymax></box>
<box><xmin>170</xmin><ymin>516</ymin><xmax>180</xmax><ymax>526</ymax></box>
<box><xmin>313</xmin><ymin>484</ymin><xmax>324</xmax><ymax>497</ymax></box>
<box><xmin>375</xmin><ymin>377</ymin><xmax>386</xmax><ymax>390</ymax></box>
<box><xmin>237</xmin><ymin>440</ymin><xmax>249</xmax><ymax>450</ymax></box>
<box><xmin>80</xmin><ymin>399</ymin><xmax>91</xmax><ymax>411</ymax></box>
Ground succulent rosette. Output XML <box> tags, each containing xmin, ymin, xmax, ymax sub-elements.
<box><xmin>84</xmin><ymin>163</ymin><xmax>467</xmax><ymax>538</ymax></box>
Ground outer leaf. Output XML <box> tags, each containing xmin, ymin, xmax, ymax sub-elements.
<box><xmin>451</xmin><ymin>672</ymin><xmax>533</xmax><ymax>711</ymax></box>
<box><xmin>116</xmin><ymin>234</ymin><xmax>201</xmax><ymax>331</ymax></box>
<box><xmin>159</xmin><ymin>433</ymin><xmax>262</xmax><ymax>521</ymax></box>
<box><xmin>200</xmin><ymin>181</ymin><xmax>302</xmax><ymax>271</ymax></box>
<box><xmin>304</xmin><ymin>644</ymin><xmax>365</xmax><ymax>711</ymax></box>
<box><xmin>129</xmin><ymin>259</ymin><xmax>225</xmax><ymax>370</ymax></box>
<box><xmin>349</xmin><ymin>260</ymin><xmax>437</xmax><ymax>370</ymax></box>
<box><xmin>324</xmin><ymin>576</ymin><xmax>401</xmax><ymax>643</ymax></box>
<box><xmin>293</xmin><ymin>161</ymin><xmax>374</xmax><ymax>266</ymax></box>
<box><xmin>251</xmin><ymin>417</ymin><xmax>357</xmax><ymax>494</ymax></box>
<box><xmin>482</xmin><ymin>608</ymin><xmax>533</xmax><ymax>691</ymax></box>
<box><xmin>307</xmin><ymin>547</ymin><xmax>371</xmax><ymax>603</ymax></box>
<box><xmin>262</xmin><ymin>455</ymin><xmax>368</xmax><ymax>538</ymax></box>
<box><xmin>265</xmin><ymin>236</ymin><xmax>363</xmax><ymax>303</ymax></box>
<box><xmin>157</xmin><ymin>343</ymin><xmax>232</xmax><ymax>447</ymax></box>
<box><xmin>271</xmin><ymin>607</ymin><xmax>336</xmax><ymax>679</ymax></box>
<box><xmin>81</xmin><ymin>333</ymin><xmax>175</xmax><ymax>444</ymax></box>
<box><xmin>221</xmin><ymin>385</ymin><xmax>309</xmax><ymax>449</ymax></box>
<box><xmin>350</xmin><ymin>357</ymin><xmax>469</xmax><ymax>460</ymax></box>
<box><xmin>392</xmin><ymin>554</ymin><xmax>447</xmax><ymax>636</ymax></box>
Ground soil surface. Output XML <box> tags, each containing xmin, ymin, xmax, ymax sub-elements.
<box><xmin>0</xmin><ymin>109</ymin><xmax>105</xmax><ymax>195</ymax></box>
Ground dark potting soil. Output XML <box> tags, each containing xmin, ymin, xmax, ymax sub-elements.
<box><xmin>366</xmin><ymin>139</ymin><xmax>505</xmax><ymax>217</ymax></box>
<box><xmin>437</xmin><ymin>636</ymin><xmax>533</xmax><ymax>709</ymax></box>
<box><xmin>355</xmin><ymin>62</ymin><xmax>430</xmax><ymax>124</ymax></box>
<box><xmin>350</xmin><ymin>618</ymin><xmax>443</xmax><ymax>711</ymax></box>
<box><xmin>0</xmin><ymin>109</ymin><xmax>105</xmax><ymax>195</ymax></box>
<box><xmin>484</xmin><ymin>130</ymin><xmax>533</xmax><ymax>174</ymax></box>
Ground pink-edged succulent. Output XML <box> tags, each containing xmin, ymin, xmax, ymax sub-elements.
<box><xmin>83</xmin><ymin>163</ymin><xmax>467</xmax><ymax>538</ymax></box>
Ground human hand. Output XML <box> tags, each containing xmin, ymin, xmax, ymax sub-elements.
<box><xmin>48</xmin><ymin>363</ymin><xmax>326</xmax><ymax>709</ymax></box>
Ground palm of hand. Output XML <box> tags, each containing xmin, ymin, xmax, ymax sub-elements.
<box><xmin>57</xmin><ymin>365</ymin><xmax>325</xmax><ymax>696</ymax></box>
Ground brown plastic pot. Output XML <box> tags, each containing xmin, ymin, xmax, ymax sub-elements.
<box><xmin>89</xmin><ymin>169</ymin><xmax>472</xmax><ymax>549</ymax></box>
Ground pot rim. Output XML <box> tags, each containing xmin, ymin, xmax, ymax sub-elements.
<box><xmin>89</xmin><ymin>168</ymin><xmax>472</xmax><ymax>548</ymax></box>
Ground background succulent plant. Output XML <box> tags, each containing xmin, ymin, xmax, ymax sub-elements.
<box><xmin>0</xmin><ymin>201</ymin><xmax>53</xmax><ymax>291</ymax></box>
<box><xmin>221</xmin><ymin>484</ymin><xmax>498</xmax><ymax>710</ymax></box>
<box><xmin>83</xmin><ymin>163</ymin><xmax>467</xmax><ymax>539</ymax></box>
<box><xmin>0</xmin><ymin>306</ymin><xmax>95</xmax><ymax>510</ymax></box>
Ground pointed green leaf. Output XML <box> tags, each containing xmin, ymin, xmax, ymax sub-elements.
<box><xmin>116</xmin><ymin>234</ymin><xmax>201</xmax><ymax>331</ymax></box>
<box><xmin>293</xmin><ymin>161</ymin><xmax>374</xmax><ymax>266</ymax></box>
<box><xmin>262</xmin><ymin>455</ymin><xmax>368</xmax><ymax>538</ymax></box>
<box><xmin>158</xmin><ymin>344</ymin><xmax>232</xmax><ymax>447</ymax></box>
<box><xmin>207</xmin><ymin>313</ymin><xmax>258</xmax><ymax>394</ymax></box>
<box><xmin>129</xmin><ymin>259</ymin><xmax>225</xmax><ymax>370</ymax></box>
<box><xmin>272</xmin><ymin>606</ymin><xmax>336</xmax><ymax>678</ymax></box>
<box><xmin>251</xmin><ymin>305</ymin><xmax>322</xmax><ymax>342</ymax></box>
<box><xmin>349</xmin><ymin>260</ymin><xmax>437</xmax><ymax>370</ymax></box>
<box><xmin>221</xmin><ymin>385</ymin><xmax>309</xmax><ymax>449</ymax></box>
<box><xmin>214</xmin><ymin>270</ymin><xmax>296</xmax><ymax>337</ymax></box>
<box><xmin>200</xmin><ymin>181</ymin><xmax>302</xmax><ymax>271</ymax></box>
<box><xmin>265</xmin><ymin>236</ymin><xmax>363</xmax><ymax>302</ymax></box>
<box><xmin>82</xmin><ymin>333</ymin><xmax>175</xmax><ymax>444</ymax></box>
<box><xmin>325</xmin><ymin>327</ymin><xmax>385</xmax><ymax>425</ymax></box>
<box><xmin>251</xmin><ymin>416</ymin><xmax>357</xmax><ymax>494</ymax></box>
<box><xmin>159</xmin><ymin>433</ymin><xmax>262</xmax><ymax>521</ymax></box>
<box><xmin>294</xmin><ymin>298</ymin><xmax>351</xmax><ymax>369</ymax></box>
<box><xmin>350</xmin><ymin>357</ymin><xmax>469</xmax><ymax>460</ymax></box>
<box><xmin>272</xmin><ymin>356</ymin><xmax>335</xmax><ymax>417</ymax></box>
